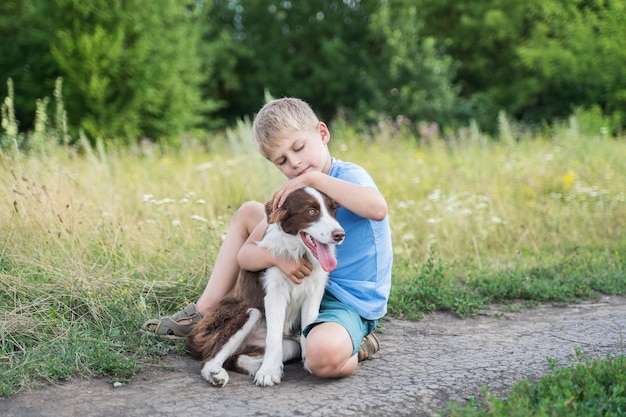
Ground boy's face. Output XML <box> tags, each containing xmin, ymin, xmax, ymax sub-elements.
<box><xmin>266</xmin><ymin>122</ymin><xmax>332</xmax><ymax>179</ymax></box>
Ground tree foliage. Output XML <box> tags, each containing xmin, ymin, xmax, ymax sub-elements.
<box><xmin>205</xmin><ymin>0</ymin><xmax>469</xmax><ymax>129</ymax></box>
<box><xmin>1</xmin><ymin>0</ymin><xmax>212</xmax><ymax>142</ymax></box>
<box><xmin>519</xmin><ymin>0</ymin><xmax>626</xmax><ymax>124</ymax></box>
<box><xmin>1</xmin><ymin>0</ymin><xmax>624</xmax><ymax>143</ymax></box>
<box><xmin>414</xmin><ymin>0</ymin><xmax>626</xmax><ymax>129</ymax></box>
<box><xmin>367</xmin><ymin>0</ymin><xmax>473</xmax><ymax>127</ymax></box>
<box><xmin>206</xmin><ymin>0</ymin><xmax>381</xmax><ymax>122</ymax></box>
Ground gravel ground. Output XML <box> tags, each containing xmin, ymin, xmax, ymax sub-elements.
<box><xmin>2</xmin><ymin>295</ymin><xmax>625</xmax><ymax>417</ymax></box>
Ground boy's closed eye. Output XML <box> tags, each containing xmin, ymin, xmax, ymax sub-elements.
<box><xmin>274</xmin><ymin>143</ymin><xmax>305</xmax><ymax>166</ymax></box>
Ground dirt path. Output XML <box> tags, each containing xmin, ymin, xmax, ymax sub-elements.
<box><xmin>2</xmin><ymin>295</ymin><xmax>625</xmax><ymax>417</ymax></box>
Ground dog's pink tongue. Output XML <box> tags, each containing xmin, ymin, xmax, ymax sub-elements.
<box><xmin>316</xmin><ymin>243</ymin><xmax>337</xmax><ymax>272</ymax></box>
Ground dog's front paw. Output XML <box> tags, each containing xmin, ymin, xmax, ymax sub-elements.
<box><xmin>254</xmin><ymin>365</ymin><xmax>283</xmax><ymax>387</ymax></box>
<box><xmin>201</xmin><ymin>363</ymin><xmax>229</xmax><ymax>387</ymax></box>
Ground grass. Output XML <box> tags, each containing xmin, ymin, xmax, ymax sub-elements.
<box><xmin>0</xmin><ymin>116</ymin><xmax>625</xmax><ymax>411</ymax></box>
<box><xmin>448</xmin><ymin>352</ymin><xmax>626</xmax><ymax>416</ymax></box>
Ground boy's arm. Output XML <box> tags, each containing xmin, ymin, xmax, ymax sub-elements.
<box><xmin>237</xmin><ymin>219</ymin><xmax>313</xmax><ymax>284</ymax></box>
<box><xmin>272</xmin><ymin>171</ymin><xmax>387</xmax><ymax>221</ymax></box>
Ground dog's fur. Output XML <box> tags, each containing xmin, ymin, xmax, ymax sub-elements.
<box><xmin>185</xmin><ymin>187</ymin><xmax>345</xmax><ymax>387</ymax></box>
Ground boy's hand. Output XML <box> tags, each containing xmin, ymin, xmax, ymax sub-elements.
<box><xmin>272</xmin><ymin>172</ymin><xmax>320</xmax><ymax>209</ymax></box>
<box><xmin>275</xmin><ymin>256</ymin><xmax>313</xmax><ymax>285</ymax></box>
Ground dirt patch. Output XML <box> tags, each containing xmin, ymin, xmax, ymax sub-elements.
<box><xmin>2</xmin><ymin>296</ymin><xmax>625</xmax><ymax>417</ymax></box>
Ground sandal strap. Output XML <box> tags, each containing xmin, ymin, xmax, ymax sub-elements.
<box><xmin>169</xmin><ymin>302</ymin><xmax>203</xmax><ymax>322</ymax></box>
<box><xmin>141</xmin><ymin>303</ymin><xmax>203</xmax><ymax>339</ymax></box>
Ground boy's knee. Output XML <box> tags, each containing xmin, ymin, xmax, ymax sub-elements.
<box><xmin>305</xmin><ymin>338</ymin><xmax>356</xmax><ymax>378</ymax></box>
<box><xmin>235</xmin><ymin>201</ymin><xmax>264</xmax><ymax>216</ymax></box>
<box><xmin>232</xmin><ymin>201</ymin><xmax>264</xmax><ymax>225</ymax></box>
<box><xmin>306</xmin><ymin>349</ymin><xmax>338</xmax><ymax>377</ymax></box>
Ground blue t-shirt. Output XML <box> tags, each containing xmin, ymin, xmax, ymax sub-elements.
<box><xmin>326</xmin><ymin>158</ymin><xmax>392</xmax><ymax>320</ymax></box>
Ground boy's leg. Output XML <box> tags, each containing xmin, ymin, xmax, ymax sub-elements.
<box><xmin>195</xmin><ymin>201</ymin><xmax>265</xmax><ymax>314</ymax></box>
<box><xmin>304</xmin><ymin>322</ymin><xmax>357</xmax><ymax>378</ymax></box>
<box><xmin>141</xmin><ymin>201</ymin><xmax>265</xmax><ymax>337</ymax></box>
<box><xmin>303</xmin><ymin>292</ymin><xmax>377</xmax><ymax>378</ymax></box>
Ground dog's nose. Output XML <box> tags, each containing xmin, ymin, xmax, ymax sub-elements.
<box><xmin>333</xmin><ymin>230</ymin><xmax>345</xmax><ymax>243</ymax></box>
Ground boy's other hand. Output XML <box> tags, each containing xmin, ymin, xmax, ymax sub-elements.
<box><xmin>275</xmin><ymin>256</ymin><xmax>312</xmax><ymax>285</ymax></box>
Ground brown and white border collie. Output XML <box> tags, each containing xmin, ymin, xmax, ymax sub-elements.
<box><xmin>185</xmin><ymin>187</ymin><xmax>345</xmax><ymax>387</ymax></box>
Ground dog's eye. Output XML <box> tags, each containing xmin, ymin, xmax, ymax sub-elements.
<box><xmin>308</xmin><ymin>208</ymin><xmax>318</xmax><ymax>215</ymax></box>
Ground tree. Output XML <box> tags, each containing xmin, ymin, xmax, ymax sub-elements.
<box><xmin>206</xmin><ymin>0</ymin><xmax>380</xmax><ymax>123</ymax></box>
<box><xmin>519</xmin><ymin>0</ymin><xmax>626</xmax><ymax>125</ymax></box>
<box><xmin>0</xmin><ymin>0</ymin><xmax>59</xmax><ymax>131</ymax></box>
<box><xmin>1</xmin><ymin>0</ymin><xmax>214</xmax><ymax>143</ymax></box>
<box><xmin>367</xmin><ymin>0</ymin><xmax>472</xmax><ymax>128</ymax></box>
<box><xmin>412</xmin><ymin>0</ymin><xmax>626</xmax><ymax>129</ymax></box>
<box><xmin>413</xmin><ymin>0</ymin><xmax>541</xmax><ymax>128</ymax></box>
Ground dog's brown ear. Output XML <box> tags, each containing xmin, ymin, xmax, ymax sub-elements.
<box><xmin>265</xmin><ymin>200</ymin><xmax>287</xmax><ymax>224</ymax></box>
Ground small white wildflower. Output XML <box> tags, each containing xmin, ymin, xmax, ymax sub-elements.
<box><xmin>476</xmin><ymin>202</ymin><xmax>489</xmax><ymax>210</ymax></box>
<box><xmin>398</xmin><ymin>200</ymin><xmax>417</xmax><ymax>209</ymax></box>
<box><xmin>171</xmin><ymin>220</ymin><xmax>182</xmax><ymax>227</ymax></box>
<box><xmin>191</xmin><ymin>214</ymin><xmax>208</xmax><ymax>223</ymax></box>
<box><xmin>179</xmin><ymin>198</ymin><xmax>189</xmax><ymax>204</ymax></box>
<box><xmin>185</xmin><ymin>191</ymin><xmax>196</xmax><ymax>198</ymax></box>
<box><xmin>427</xmin><ymin>218</ymin><xmax>441</xmax><ymax>224</ymax></box>
<box><xmin>195</xmin><ymin>199</ymin><xmax>207</xmax><ymax>205</ymax></box>
<box><xmin>444</xmin><ymin>199</ymin><xmax>460</xmax><ymax>212</ymax></box>
<box><xmin>141</xmin><ymin>194</ymin><xmax>154</xmax><ymax>203</ymax></box>
<box><xmin>491</xmin><ymin>216</ymin><xmax>503</xmax><ymax>224</ymax></box>
<box><xmin>412</xmin><ymin>177</ymin><xmax>421</xmax><ymax>184</ymax></box>
<box><xmin>195</xmin><ymin>162</ymin><xmax>214</xmax><ymax>171</ymax></box>
<box><xmin>460</xmin><ymin>208</ymin><xmax>472</xmax><ymax>215</ymax></box>
<box><xmin>544</xmin><ymin>153</ymin><xmax>554</xmax><ymax>161</ymax></box>
<box><xmin>428</xmin><ymin>189</ymin><xmax>441</xmax><ymax>201</ymax></box>
<box><xmin>339</xmin><ymin>144</ymin><xmax>348</xmax><ymax>152</ymax></box>
<box><xmin>153</xmin><ymin>198</ymin><xmax>175</xmax><ymax>205</ymax></box>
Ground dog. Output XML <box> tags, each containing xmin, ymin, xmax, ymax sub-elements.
<box><xmin>185</xmin><ymin>187</ymin><xmax>345</xmax><ymax>387</ymax></box>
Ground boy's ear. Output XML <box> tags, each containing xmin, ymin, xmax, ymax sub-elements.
<box><xmin>317</xmin><ymin>122</ymin><xmax>331</xmax><ymax>144</ymax></box>
<box><xmin>265</xmin><ymin>200</ymin><xmax>287</xmax><ymax>224</ymax></box>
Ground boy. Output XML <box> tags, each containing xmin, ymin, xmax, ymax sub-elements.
<box><xmin>142</xmin><ymin>97</ymin><xmax>392</xmax><ymax>378</ymax></box>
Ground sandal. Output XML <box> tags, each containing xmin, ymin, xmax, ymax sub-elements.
<box><xmin>140</xmin><ymin>303</ymin><xmax>203</xmax><ymax>340</ymax></box>
<box><xmin>357</xmin><ymin>333</ymin><xmax>380</xmax><ymax>361</ymax></box>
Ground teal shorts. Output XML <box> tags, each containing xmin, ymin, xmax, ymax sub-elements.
<box><xmin>302</xmin><ymin>290</ymin><xmax>377</xmax><ymax>355</ymax></box>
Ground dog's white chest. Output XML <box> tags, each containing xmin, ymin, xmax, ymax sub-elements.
<box><xmin>262</xmin><ymin>266</ymin><xmax>328</xmax><ymax>329</ymax></box>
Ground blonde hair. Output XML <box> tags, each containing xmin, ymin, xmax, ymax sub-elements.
<box><xmin>252</xmin><ymin>97</ymin><xmax>320</xmax><ymax>158</ymax></box>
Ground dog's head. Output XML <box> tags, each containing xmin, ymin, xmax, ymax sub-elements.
<box><xmin>265</xmin><ymin>187</ymin><xmax>345</xmax><ymax>272</ymax></box>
